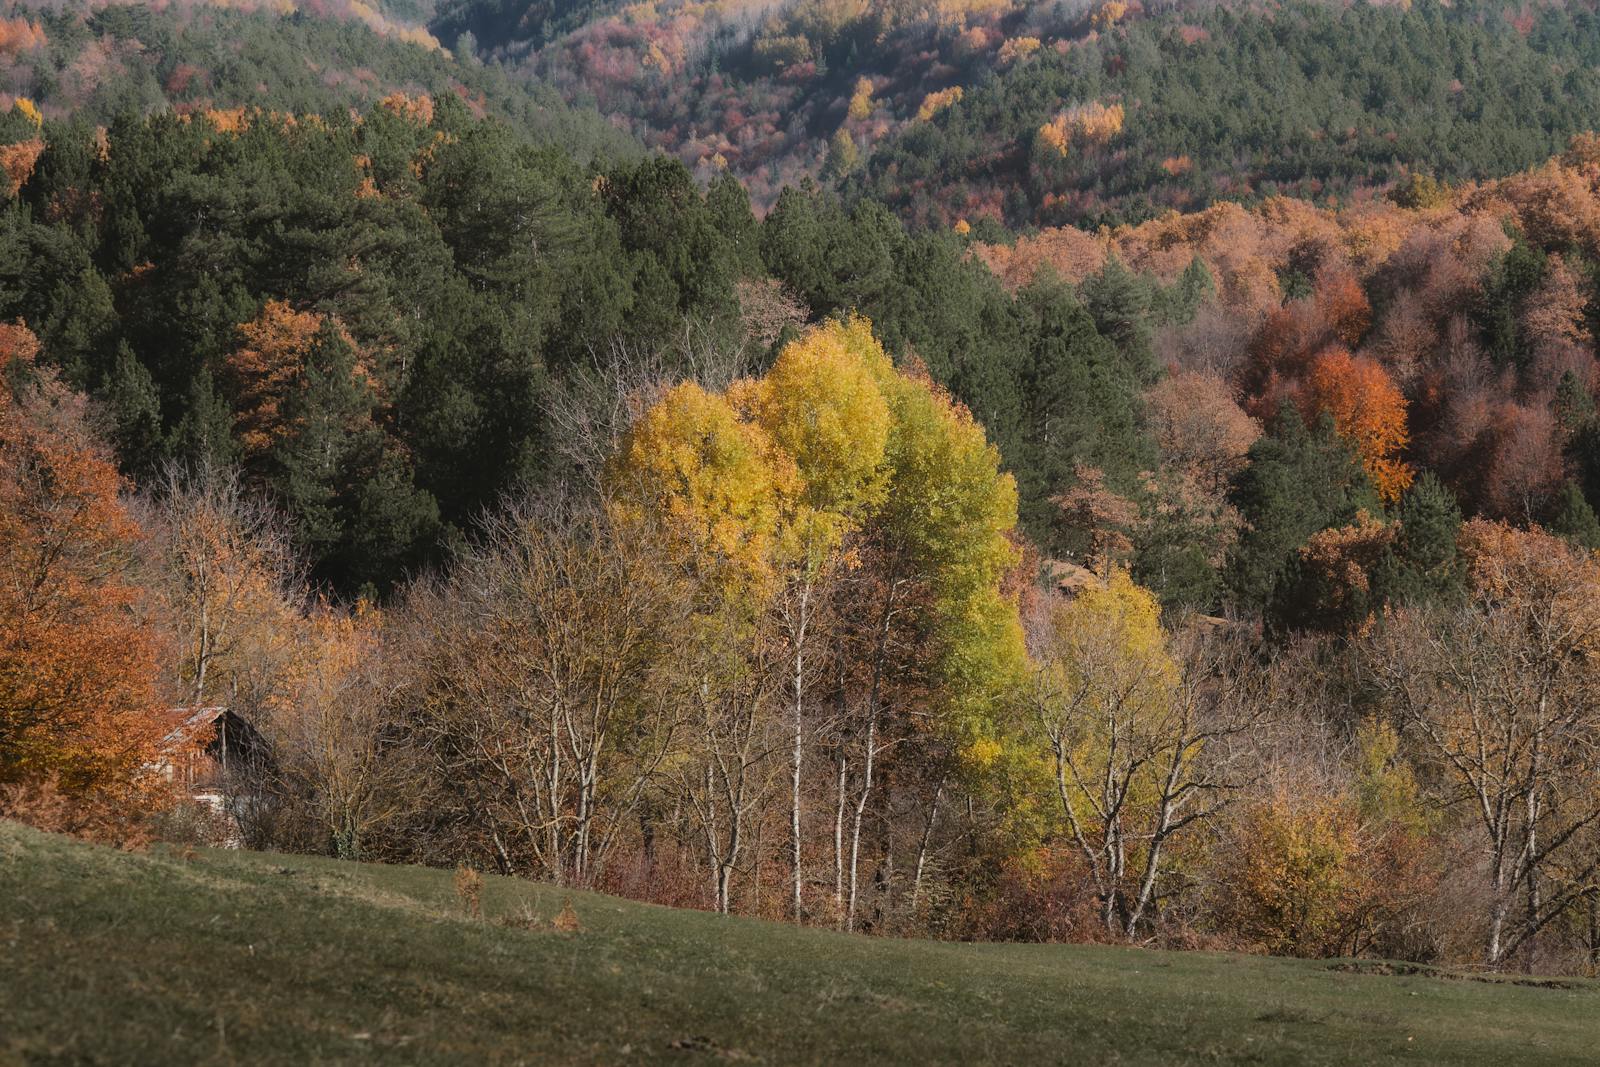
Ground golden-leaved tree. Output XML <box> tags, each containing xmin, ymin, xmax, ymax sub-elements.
<box><xmin>1025</xmin><ymin>570</ymin><xmax>1266</xmax><ymax>939</ymax></box>
<box><xmin>610</xmin><ymin>315</ymin><xmax>1025</xmax><ymax>927</ymax></box>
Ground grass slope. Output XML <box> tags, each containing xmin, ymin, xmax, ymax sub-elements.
<box><xmin>2</xmin><ymin>820</ymin><xmax>1594</xmax><ymax>1065</ymax></box>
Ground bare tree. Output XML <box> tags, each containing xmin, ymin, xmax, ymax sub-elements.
<box><xmin>673</xmin><ymin>604</ymin><xmax>785</xmax><ymax>913</ymax></box>
<box><xmin>543</xmin><ymin>319</ymin><xmax>754</xmax><ymax>490</ymax></box>
<box><xmin>1368</xmin><ymin>534</ymin><xmax>1600</xmax><ymax>969</ymax></box>
<box><xmin>262</xmin><ymin>609</ymin><xmax>409</xmax><ymax>860</ymax></box>
<box><xmin>1026</xmin><ymin>588</ymin><xmax>1267</xmax><ymax>939</ymax></box>
<box><xmin>399</xmin><ymin>496</ymin><xmax>692</xmax><ymax>885</ymax></box>
<box><xmin>134</xmin><ymin>461</ymin><xmax>302</xmax><ymax>709</ymax></box>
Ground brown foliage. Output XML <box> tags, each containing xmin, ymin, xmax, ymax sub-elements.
<box><xmin>1144</xmin><ymin>371</ymin><xmax>1259</xmax><ymax>493</ymax></box>
<box><xmin>0</xmin><ymin>322</ymin><xmax>173</xmax><ymax>815</ymax></box>
<box><xmin>454</xmin><ymin>864</ymin><xmax>484</xmax><ymax>918</ymax></box>
<box><xmin>1051</xmin><ymin>463</ymin><xmax>1137</xmax><ymax>570</ymax></box>
<box><xmin>1295</xmin><ymin>511</ymin><xmax>1395</xmax><ymax>635</ymax></box>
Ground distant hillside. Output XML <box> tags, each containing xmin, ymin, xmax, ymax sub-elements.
<box><xmin>3</xmin><ymin>820</ymin><xmax>1596</xmax><ymax>1064</ymax></box>
<box><xmin>424</xmin><ymin>0</ymin><xmax>1600</xmax><ymax>225</ymax></box>
<box><xmin>853</xmin><ymin>0</ymin><xmax>1600</xmax><ymax>229</ymax></box>
<box><xmin>0</xmin><ymin>0</ymin><xmax>639</xmax><ymax>160</ymax></box>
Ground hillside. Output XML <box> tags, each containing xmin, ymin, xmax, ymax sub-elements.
<box><xmin>0</xmin><ymin>0</ymin><xmax>638</xmax><ymax>160</ymax></box>
<box><xmin>2</xmin><ymin>820</ymin><xmax>1596</xmax><ymax>1065</ymax></box>
<box><xmin>427</xmin><ymin>0</ymin><xmax>1600</xmax><ymax>223</ymax></box>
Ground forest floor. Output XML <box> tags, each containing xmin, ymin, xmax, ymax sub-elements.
<box><xmin>2</xmin><ymin>819</ymin><xmax>1594</xmax><ymax>1065</ymax></box>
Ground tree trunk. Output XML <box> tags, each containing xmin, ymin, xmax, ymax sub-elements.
<box><xmin>909</xmin><ymin>778</ymin><xmax>945</xmax><ymax>915</ymax></box>
<box><xmin>790</xmin><ymin>584</ymin><xmax>809</xmax><ymax>922</ymax></box>
<box><xmin>845</xmin><ymin>711</ymin><xmax>877</xmax><ymax>933</ymax></box>
<box><xmin>833</xmin><ymin>749</ymin><xmax>847</xmax><ymax>913</ymax></box>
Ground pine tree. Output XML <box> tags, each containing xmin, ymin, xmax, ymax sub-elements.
<box><xmin>1373</xmin><ymin>471</ymin><xmax>1464</xmax><ymax>608</ymax></box>
<box><xmin>1079</xmin><ymin>252</ymin><xmax>1157</xmax><ymax>382</ymax></box>
<box><xmin>1226</xmin><ymin>405</ymin><xmax>1381</xmax><ymax>612</ymax></box>
<box><xmin>1548</xmin><ymin>480</ymin><xmax>1600</xmax><ymax>551</ymax></box>
<box><xmin>1165</xmin><ymin>255</ymin><xmax>1216</xmax><ymax>325</ymax></box>
<box><xmin>102</xmin><ymin>342</ymin><xmax>164</xmax><ymax>474</ymax></box>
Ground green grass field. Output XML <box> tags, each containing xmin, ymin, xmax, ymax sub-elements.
<box><xmin>2</xmin><ymin>820</ymin><xmax>1594</xmax><ymax>1065</ymax></box>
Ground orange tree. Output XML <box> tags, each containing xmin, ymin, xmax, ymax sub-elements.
<box><xmin>0</xmin><ymin>323</ymin><xmax>171</xmax><ymax>808</ymax></box>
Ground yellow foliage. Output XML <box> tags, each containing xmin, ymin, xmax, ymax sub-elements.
<box><xmin>738</xmin><ymin>315</ymin><xmax>892</xmax><ymax>553</ymax></box>
<box><xmin>1092</xmin><ymin>0</ymin><xmax>1129</xmax><ymax>30</ymax></box>
<box><xmin>1038</xmin><ymin>101</ymin><xmax>1125</xmax><ymax>157</ymax></box>
<box><xmin>1055</xmin><ymin>568</ymin><xmax>1175</xmax><ymax>691</ymax></box>
<box><xmin>954</xmin><ymin>219</ymin><xmax>972</xmax><ymax>236</ymax></box>
<box><xmin>644</xmin><ymin>42</ymin><xmax>672</xmax><ymax>72</ymax></box>
<box><xmin>916</xmin><ymin>86</ymin><xmax>965</xmax><ymax>123</ymax></box>
<box><xmin>612</xmin><ymin>382</ymin><xmax>797</xmax><ymax>590</ymax></box>
<box><xmin>998</xmin><ymin>36</ymin><xmax>1041</xmax><ymax>65</ymax></box>
<box><xmin>14</xmin><ymin>97</ymin><xmax>42</xmax><ymax>128</ymax></box>
<box><xmin>1217</xmin><ymin>791</ymin><xmax>1364</xmax><ymax>957</ymax></box>
<box><xmin>966</xmin><ymin>736</ymin><xmax>1004</xmax><ymax>768</ymax></box>
<box><xmin>847</xmin><ymin>77</ymin><xmax>874</xmax><ymax>121</ymax></box>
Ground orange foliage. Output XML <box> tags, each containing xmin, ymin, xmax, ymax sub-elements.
<box><xmin>379</xmin><ymin>91</ymin><xmax>435</xmax><ymax>126</ymax></box>
<box><xmin>0</xmin><ymin>17</ymin><xmax>46</xmax><ymax>58</ymax></box>
<box><xmin>227</xmin><ymin>301</ymin><xmax>329</xmax><ymax>460</ymax></box>
<box><xmin>1302</xmin><ymin>348</ymin><xmax>1413</xmax><ymax>503</ymax></box>
<box><xmin>0</xmin><ymin>323</ymin><xmax>172</xmax><ymax>806</ymax></box>
<box><xmin>1038</xmin><ymin>101</ymin><xmax>1124</xmax><ymax>156</ymax></box>
<box><xmin>202</xmin><ymin>108</ymin><xmax>249</xmax><ymax>134</ymax></box>
<box><xmin>1315</xmin><ymin>270</ymin><xmax>1371</xmax><ymax>349</ymax></box>
<box><xmin>0</xmin><ymin>138</ymin><xmax>44</xmax><ymax>197</ymax></box>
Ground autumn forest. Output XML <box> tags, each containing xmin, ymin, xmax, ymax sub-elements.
<box><xmin>8</xmin><ymin>0</ymin><xmax>1600</xmax><ymax>990</ymax></box>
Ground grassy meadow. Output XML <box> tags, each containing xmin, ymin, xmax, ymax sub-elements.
<box><xmin>2</xmin><ymin>820</ymin><xmax>1593</xmax><ymax>1065</ymax></box>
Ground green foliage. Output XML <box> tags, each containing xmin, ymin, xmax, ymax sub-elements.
<box><xmin>755</xmin><ymin>184</ymin><xmax>1151</xmax><ymax>555</ymax></box>
<box><xmin>0</xmin><ymin>101</ymin><xmax>745</xmax><ymax>594</ymax></box>
<box><xmin>7</xmin><ymin>821</ymin><xmax>1593</xmax><ymax>1066</ymax></box>
<box><xmin>1548</xmin><ymin>481</ymin><xmax>1600</xmax><ymax>552</ymax></box>
<box><xmin>853</xmin><ymin>0</ymin><xmax>1600</xmax><ymax>228</ymax></box>
<box><xmin>1373</xmin><ymin>472</ymin><xmax>1465</xmax><ymax>608</ymax></box>
<box><xmin>1227</xmin><ymin>406</ymin><xmax>1381</xmax><ymax>613</ymax></box>
<box><xmin>4</xmin><ymin>4</ymin><xmax>639</xmax><ymax>164</ymax></box>
<box><xmin>1475</xmin><ymin>223</ymin><xmax>1547</xmax><ymax>370</ymax></box>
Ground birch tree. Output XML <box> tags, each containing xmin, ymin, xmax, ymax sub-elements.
<box><xmin>1369</xmin><ymin>520</ymin><xmax>1600</xmax><ymax>968</ymax></box>
<box><xmin>1026</xmin><ymin>571</ymin><xmax>1265</xmax><ymax>939</ymax></box>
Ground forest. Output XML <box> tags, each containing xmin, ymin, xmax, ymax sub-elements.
<box><xmin>7</xmin><ymin>0</ymin><xmax>1600</xmax><ymax>982</ymax></box>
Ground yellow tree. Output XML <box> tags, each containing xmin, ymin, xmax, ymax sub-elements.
<box><xmin>734</xmin><ymin>314</ymin><xmax>892</xmax><ymax>919</ymax></box>
<box><xmin>1025</xmin><ymin>572</ymin><xmax>1265</xmax><ymax>938</ymax></box>
<box><xmin>610</xmin><ymin>316</ymin><xmax>1025</xmax><ymax>926</ymax></box>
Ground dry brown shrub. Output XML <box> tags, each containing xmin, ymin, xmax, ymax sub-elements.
<box><xmin>0</xmin><ymin>775</ymin><xmax>159</xmax><ymax>850</ymax></box>
<box><xmin>454</xmin><ymin>863</ymin><xmax>483</xmax><ymax>919</ymax></box>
